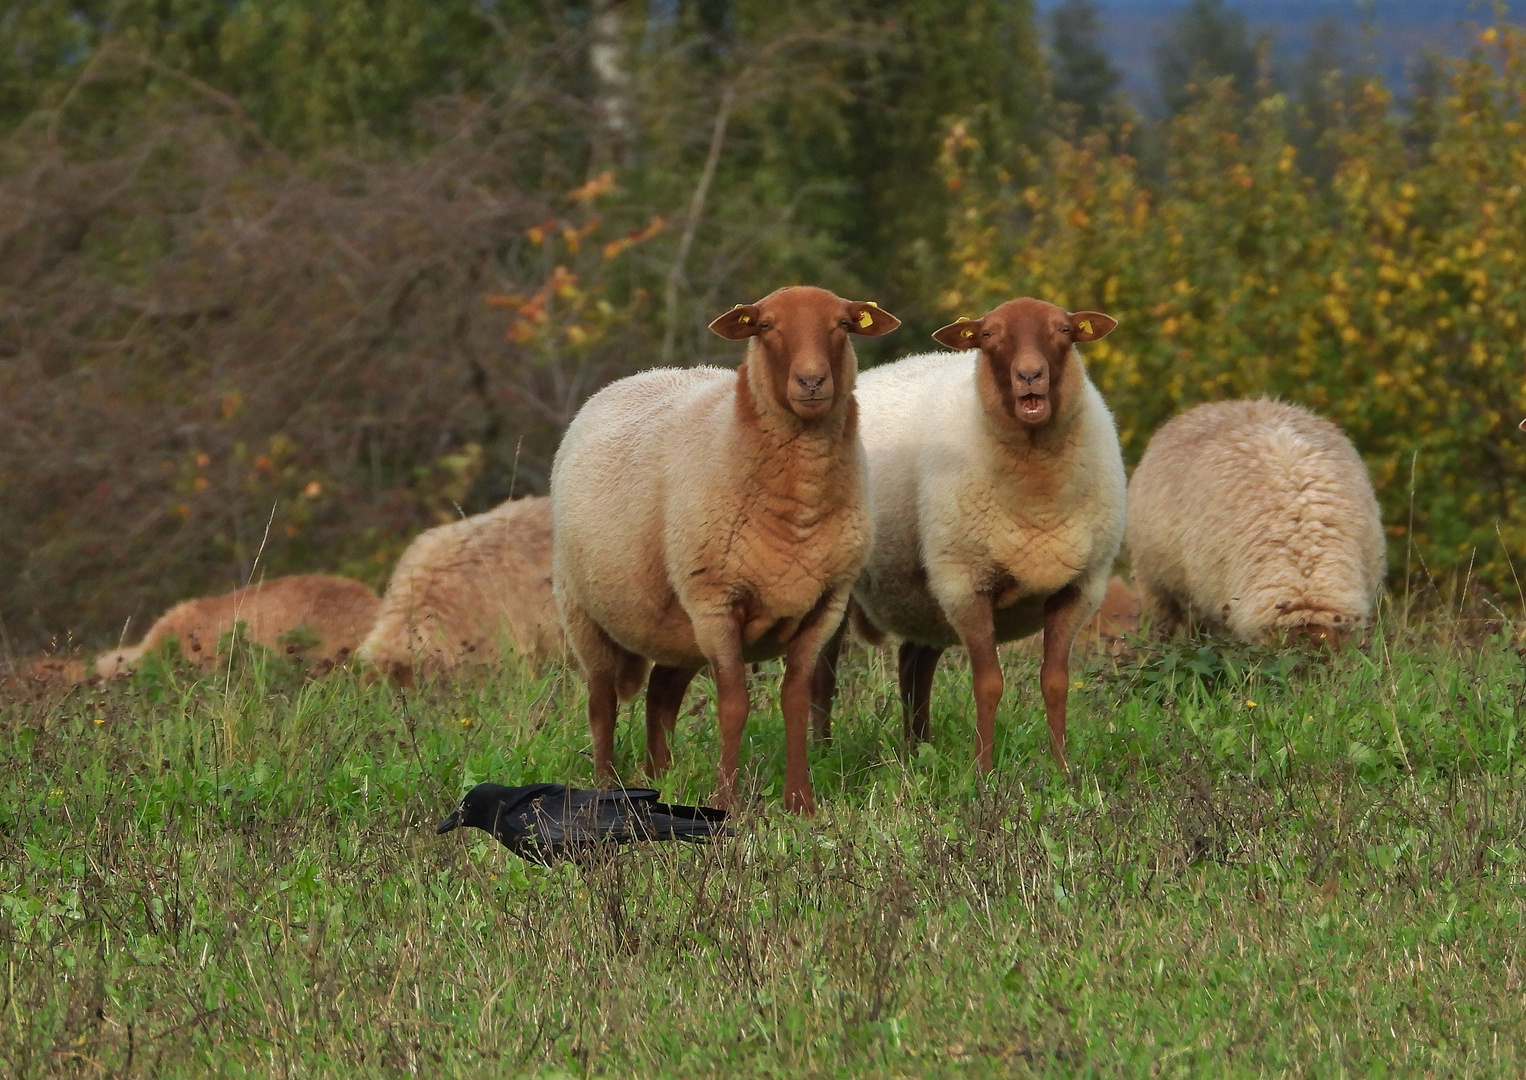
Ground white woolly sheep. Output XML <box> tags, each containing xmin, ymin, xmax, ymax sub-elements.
<box><xmin>1126</xmin><ymin>398</ymin><xmax>1386</xmax><ymax>644</ymax></box>
<box><xmin>812</xmin><ymin>297</ymin><xmax>1126</xmax><ymax>773</ymax></box>
<box><xmin>551</xmin><ymin>285</ymin><xmax>900</xmax><ymax>814</ymax></box>
<box><xmin>359</xmin><ymin>495</ymin><xmax>561</xmax><ymax>684</ymax></box>
<box><xmin>95</xmin><ymin>574</ymin><xmax>380</xmax><ymax>677</ymax></box>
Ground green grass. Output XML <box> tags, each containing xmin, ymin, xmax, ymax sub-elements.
<box><xmin>4</xmin><ymin>624</ymin><xmax>1526</xmax><ymax>1077</ymax></box>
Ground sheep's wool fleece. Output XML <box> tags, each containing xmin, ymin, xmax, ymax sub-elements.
<box><xmin>1126</xmin><ymin>398</ymin><xmax>1385</xmax><ymax>640</ymax></box>
<box><xmin>96</xmin><ymin>574</ymin><xmax>379</xmax><ymax>677</ymax></box>
<box><xmin>358</xmin><ymin>495</ymin><xmax>561</xmax><ymax>674</ymax></box>
<box><xmin>551</xmin><ymin>365</ymin><xmax>870</xmax><ymax>669</ymax></box>
<box><xmin>850</xmin><ymin>350</ymin><xmax>1127</xmax><ymax>648</ymax></box>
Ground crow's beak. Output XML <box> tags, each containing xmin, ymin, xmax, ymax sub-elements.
<box><xmin>436</xmin><ymin>809</ymin><xmax>462</xmax><ymax>834</ymax></box>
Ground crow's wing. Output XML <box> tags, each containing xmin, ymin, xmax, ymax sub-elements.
<box><xmin>646</xmin><ymin>800</ymin><xmax>732</xmax><ymax>843</ymax></box>
<box><xmin>481</xmin><ymin>786</ymin><xmax>729</xmax><ymax>861</ymax></box>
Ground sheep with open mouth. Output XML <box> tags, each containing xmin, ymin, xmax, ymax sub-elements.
<box><xmin>813</xmin><ymin>298</ymin><xmax>1126</xmax><ymax>773</ymax></box>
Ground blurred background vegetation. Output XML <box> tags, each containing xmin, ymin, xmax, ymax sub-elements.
<box><xmin>0</xmin><ymin>0</ymin><xmax>1521</xmax><ymax>651</ymax></box>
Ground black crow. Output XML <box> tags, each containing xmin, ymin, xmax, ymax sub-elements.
<box><xmin>435</xmin><ymin>782</ymin><xmax>730</xmax><ymax>863</ymax></box>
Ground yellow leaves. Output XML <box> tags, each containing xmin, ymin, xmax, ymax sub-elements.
<box><xmin>567</xmin><ymin>170</ymin><xmax>616</xmax><ymax>204</ymax></box>
<box><xmin>525</xmin><ymin>218</ymin><xmax>557</xmax><ymax>246</ymax></box>
<box><xmin>561</xmin><ymin>215</ymin><xmax>603</xmax><ymax>254</ymax></box>
<box><xmin>602</xmin><ymin>215</ymin><xmax>666</xmax><ymax>261</ymax></box>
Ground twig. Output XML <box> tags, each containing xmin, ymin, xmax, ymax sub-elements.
<box><xmin>661</xmin><ymin>85</ymin><xmax>736</xmax><ymax>366</ymax></box>
<box><xmin>1403</xmin><ymin>450</ymin><xmax>1417</xmax><ymax>633</ymax></box>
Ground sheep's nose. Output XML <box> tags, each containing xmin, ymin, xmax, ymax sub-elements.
<box><xmin>796</xmin><ymin>372</ymin><xmax>828</xmax><ymax>393</ymax></box>
<box><xmin>1015</xmin><ymin>368</ymin><xmax>1043</xmax><ymax>387</ymax></box>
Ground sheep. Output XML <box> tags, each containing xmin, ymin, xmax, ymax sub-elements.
<box><xmin>1126</xmin><ymin>398</ymin><xmax>1386</xmax><ymax>644</ymax></box>
<box><xmin>1083</xmin><ymin>576</ymin><xmax>1140</xmax><ymax>651</ymax></box>
<box><xmin>359</xmin><ymin>495</ymin><xmax>561</xmax><ymax>685</ymax></box>
<box><xmin>811</xmin><ymin>297</ymin><xmax>1126</xmax><ymax>773</ymax></box>
<box><xmin>95</xmin><ymin>574</ymin><xmax>380</xmax><ymax>677</ymax></box>
<box><xmin>1016</xmin><ymin>575</ymin><xmax>1138</xmax><ymax>655</ymax></box>
<box><xmin>551</xmin><ymin>285</ymin><xmax>900</xmax><ymax>814</ymax></box>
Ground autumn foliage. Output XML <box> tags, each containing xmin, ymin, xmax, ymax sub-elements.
<box><xmin>941</xmin><ymin>25</ymin><xmax>1526</xmax><ymax>596</ymax></box>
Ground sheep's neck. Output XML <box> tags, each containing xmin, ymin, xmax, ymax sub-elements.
<box><xmin>733</xmin><ymin>365</ymin><xmax>859</xmax><ymax>525</ymax></box>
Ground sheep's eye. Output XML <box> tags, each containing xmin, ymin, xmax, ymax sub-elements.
<box><xmin>1060</xmin><ymin>326</ymin><xmax>1073</xmax><ymax>335</ymax></box>
<box><xmin>839</xmin><ymin>317</ymin><xmax>852</xmax><ymax>329</ymax></box>
<box><xmin>758</xmin><ymin>321</ymin><xmax>772</xmax><ymax>330</ymax></box>
<box><xmin>981</xmin><ymin>330</ymin><xmax>992</xmax><ymax>338</ymax></box>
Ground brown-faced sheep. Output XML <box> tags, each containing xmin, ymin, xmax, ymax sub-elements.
<box><xmin>812</xmin><ymin>298</ymin><xmax>1126</xmax><ymax>773</ymax></box>
<box><xmin>95</xmin><ymin>574</ymin><xmax>379</xmax><ymax>677</ymax></box>
<box><xmin>358</xmin><ymin>495</ymin><xmax>561</xmax><ymax>684</ymax></box>
<box><xmin>551</xmin><ymin>285</ymin><xmax>899</xmax><ymax>814</ymax></box>
<box><xmin>1126</xmin><ymin>398</ymin><xmax>1385</xmax><ymax>644</ymax></box>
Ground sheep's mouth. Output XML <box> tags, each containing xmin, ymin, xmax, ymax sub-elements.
<box><xmin>1017</xmin><ymin>393</ymin><xmax>1050</xmax><ymax>422</ymax></box>
<box><xmin>789</xmin><ymin>394</ymin><xmax>833</xmax><ymax>416</ymax></box>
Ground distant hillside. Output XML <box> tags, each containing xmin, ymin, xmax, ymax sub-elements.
<box><xmin>1037</xmin><ymin>0</ymin><xmax>1504</xmax><ymax>107</ymax></box>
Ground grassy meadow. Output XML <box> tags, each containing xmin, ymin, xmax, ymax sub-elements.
<box><xmin>4</xmin><ymin>612</ymin><xmax>1526</xmax><ymax>1077</ymax></box>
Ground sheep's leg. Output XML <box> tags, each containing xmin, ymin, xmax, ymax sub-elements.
<box><xmin>780</xmin><ymin>591</ymin><xmax>845</xmax><ymax>816</ymax></box>
<box><xmin>1138</xmin><ymin>581</ymin><xmax>1184</xmax><ymax>637</ymax></box>
<box><xmin>952</xmin><ymin>598</ymin><xmax>1002</xmax><ymax>773</ymax></box>
<box><xmin>588</xmin><ymin>669</ymin><xmax>621</xmax><ymax>786</ymax></box>
<box><xmin>645</xmin><ymin>664</ymin><xmax>698</xmax><ymax>777</ymax></box>
<box><xmin>809</xmin><ymin>618</ymin><xmax>849</xmax><ymax>745</ymax></box>
<box><xmin>561</xmin><ymin>599</ymin><xmax>629</xmax><ymax>787</ymax></box>
<box><xmin>694</xmin><ymin>610</ymin><xmax>750</xmax><ymax>812</ymax></box>
<box><xmin>897</xmin><ymin>642</ymin><xmax>944</xmax><ymax>744</ymax></box>
<box><xmin>1040</xmin><ymin>584</ymin><xmax>1086</xmax><ymax>774</ymax></box>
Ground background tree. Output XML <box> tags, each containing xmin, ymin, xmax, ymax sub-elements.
<box><xmin>1153</xmin><ymin>0</ymin><xmax>1262</xmax><ymax>115</ymax></box>
<box><xmin>1048</xmin><ymin>0</ymin><xmax>1124</xmax><ymax>135</ymax></box>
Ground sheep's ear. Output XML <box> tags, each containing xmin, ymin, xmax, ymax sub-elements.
<box><xmin>1069</xmin><ymin>311</ymin><xmax>1117</xmax><ymax>342</ymax></box>
<box><xmin>932</xmin><ymin>317</ymin><xmax>983</xmax><ymax>350</ymax></box>
<box><xmin>847</xmin><ymin>301</ymin><xmax>900</xmax><ymax>337</ymax></box>
<box><xmin>709</xmin><ymin>304</ymin><xmax>763</xmax><ymax>340</ymax></box>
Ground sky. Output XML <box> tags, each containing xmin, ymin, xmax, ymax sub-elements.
<box><xmin>1035</xmin><ymin>0</ymin><xmax>1505</xmax><ymax>106</ymax></box>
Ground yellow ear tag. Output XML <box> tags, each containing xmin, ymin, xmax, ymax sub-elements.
<box><xmin>1078</xmin><ymin>319</ymin><xmax>1092</xmax><ymax>335</ymax></box>
<box><xmin>866</xmin><ymin>300</ymin><xmax>879</xmax><ymax>308</ymax></box>
<box><xmin>857</xmin><ymin>310</ymin><xmax>874</xmax><ymax>328</ymax></box>
<box><xmin>961</xmin><ymin>328</ymin><xmax>974</xmax><ymax>338</ymax></box>
<box><xmin>738</xmin><ymin>314</ymin><xmax>751</xmax><ymax>324</ymax></box>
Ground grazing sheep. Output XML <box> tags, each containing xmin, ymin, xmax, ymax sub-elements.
<box><xmin>359</xmin><ymin>496</ymin><xmax>561</xmax><ymax>685</ymax></box>
<box><xmin>95</xmin><ymin>574</ymin><xmax>379</xmax><ymax>677</ymax></box>
<box><xmin>2</xmin><ymin>656</ymin><xmax>88</xmax><ymax>693</ymax></box>
<box><xmin>1126</xmin><ymin>398</ymin><xmax>1385</xmax><ymax>643</ymax></box>
<box><xmin>552</xmin><ymin>285</ymin><xmax>899</xmax><ymax>814</ymax></box>
<box><xmin>812</xmin><ymin>298</ymin><xmax>1126</xmax><ymax>772</ymax></box>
